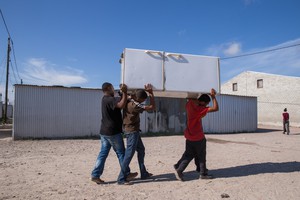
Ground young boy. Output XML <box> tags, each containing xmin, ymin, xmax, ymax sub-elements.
<box><xmin>91</xmin><ymin>82</ymin><xmax>137</xmax><ymax>184</ymax></box>
<box><xmin>174</xmin><ymin>88</ymin><xmax>219</xmax><ymax>181</ymax></box>
<box><xmin>117</xmin><ymin>84</ymin><xmax>156</xmax><ymax>185</ymax></box>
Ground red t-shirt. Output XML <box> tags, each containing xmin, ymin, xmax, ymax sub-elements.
<box><xmin>282</xmin><ymin>112</ymin><xmax>289</xmax><ymax>121</ymax></box>
<box><xmin>184</xmin><ymin>100</ymin><xmax>209</xmax><ymax>141</ymax></box>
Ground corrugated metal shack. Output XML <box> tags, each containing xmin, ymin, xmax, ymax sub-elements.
<box><xmin>13</xmin><ymin>85</ymin><xmax>102</xmax><ymax>139</ymax></box>
<box><xmin>13</xmin><ymin>85</ymin><xmax>257</xmax><ymax>140</ymax></box>
<box><xmin>141</xmin><ymin>95</ymin><xmax>257</xmax><ymax>134</ymax></box>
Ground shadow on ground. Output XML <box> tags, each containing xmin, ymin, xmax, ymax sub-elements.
<box><xmin>126</xmin><ymin>161</ymin><xmax>300</xmax><ymax>184</ymax></box>
<box><xmin>210</xmin><ymin>161</ymin><xmax>300</xmax><ymax>178</ymax></box>
<box><xmin>256</xmin><ymin>127</ymin><xmax>282</xmax><ymax>133</ymax></box>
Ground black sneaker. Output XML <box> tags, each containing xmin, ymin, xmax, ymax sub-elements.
<box><xmin>174</xmin><ymin>169</ymin><xmax>184</xmax><ymax>181</ymax></box>
<box><xmin>141</xmin><ymin>173</ymin><xmax>153</xmax><ymax>180</ymax></box>
<box><xmin>200</xmin><ymin>174</ymin><xmax>213</xmax><ymax>179</ymax></box>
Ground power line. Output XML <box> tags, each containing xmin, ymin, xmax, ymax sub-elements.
<box><xmin>10</xmin><ymin>60</ymin><xmax>18</xmax><ymax>84</ymax></box>
<box><xmin>0</xmin><ymin>9</ymin><xmax>11</xmax><ymax>38</ymax></box>
<box><xmin>220</xmin><ymin>43</ymin><xmax>300</xmax><ymax>60</ymax></box>
<box><xmin>10</xmin><ymin>40</ymin><xmax>22</xmax><ymax>81</ymax></box>
<box><xmin>1</xmin><ymin>9</ymin><xmax>22</xmax><ymax>83</ymax></box>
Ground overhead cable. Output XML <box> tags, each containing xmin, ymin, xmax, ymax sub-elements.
<box><xmin>220</xmin><ymin>43</ymin><xmax>300</xmax><ymax>60</ymax></box>
<box><xmin>0</xmin><ymin>9</ymin><xmax>11</xmax><ymax>38</ymax></box>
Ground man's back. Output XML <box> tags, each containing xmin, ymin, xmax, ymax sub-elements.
<box><xmin>283</xmin><ymin>112</ymin><xmax>289</xmax><ymax>121</ymax></box>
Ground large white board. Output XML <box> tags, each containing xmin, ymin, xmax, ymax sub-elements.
<box><xmin>121</xmin><ymin>48</ymin><xmax>164</xmax><ymax>90</ymax></box>
<box><xmin>121</xmin><ymin>48</ymin><xmax>220</xmax><ymax>97</ymax></box>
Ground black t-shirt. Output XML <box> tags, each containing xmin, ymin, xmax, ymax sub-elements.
<box><xmin>100</xmin><ymin>95</ymin><xmax>123</xmax><ymax>135</ymax></box>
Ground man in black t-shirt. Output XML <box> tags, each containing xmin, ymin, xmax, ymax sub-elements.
<box><xmin>91</xmin><ymin>82</ymin><xmax>137</xmax><ymax>185</ymax></box>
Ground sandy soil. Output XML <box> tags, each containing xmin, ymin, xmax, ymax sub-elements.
<box><xmin>1</xmin><ymin>126</ymin><xmax>300</xmax><ymax>200</ymax></box>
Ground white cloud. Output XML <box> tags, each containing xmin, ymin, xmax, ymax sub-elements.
<box><xmin>220</xmin><ymin>38</ymin><xmax>300</xmax><ymax>82</ymax></box>
<box><xmin>0</xmin><ymin>58</ymin><xmax>87</xmax><ymax>104</ymax></box>
<box><xmin>207</xmin><ymin>41</ymin><xmax>242</xmax><ymax>57</ymax></box>
<box><xmin>21</xmin><ymin>58</ymin><xmax>87</xmax><ymax>86</ymax></box>
<box><xmin>224</xmin><ymin>42</ymin><xmax>242</xmax><ymax>56</ymax></box>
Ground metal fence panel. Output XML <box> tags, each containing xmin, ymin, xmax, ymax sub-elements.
<box><xmin>13</xmin><ymin>85</ymin><xmax>102</xmax><ymax>139</ymax></box>
<box><xmin>13</xmin><ymin>85</ymin><xmax>257</xmax><ymax>139</ymax></box>
<box><xmin>141</xmin><ymin>95</ymin><xmax>257</xmax><ymax>134</ymax></box>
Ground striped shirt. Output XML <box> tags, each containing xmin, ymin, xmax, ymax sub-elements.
<box><xmin>123</xmin><ymin>99</ymin><xmax>146</xmax><ymax>133</ymax></box>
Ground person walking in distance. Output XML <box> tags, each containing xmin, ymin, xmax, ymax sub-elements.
<box><xmin>282</xmin><ymin>108</ymin><xmax>290</xmax><ymax>135</ymax></box>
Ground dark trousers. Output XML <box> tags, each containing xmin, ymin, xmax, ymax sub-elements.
<box><xmin>283</xmin><ymin>120</ymin><xmax>290</xmax><ymax>134</ymax></box>
<box><xmin>175</xmin><ymin>138</ymin><xmax>207</xmax><ymax>175</ymax></box>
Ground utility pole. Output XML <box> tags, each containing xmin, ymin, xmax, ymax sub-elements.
<box><xmin>4</xmin><ymin>37</ymin><xmax>11</xmax><ymax>124</ymax></box>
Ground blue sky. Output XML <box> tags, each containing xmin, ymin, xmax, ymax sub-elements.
<box><xmin>0</xmin><ymin>0</ymin><xmax>300</xmax><ymax>102</ymax></box>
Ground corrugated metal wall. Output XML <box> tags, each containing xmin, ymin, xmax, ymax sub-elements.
<box><xmin>13</xmin><ymin>85</ymin><xmax>257</xmax><ymax>139</ymax></box>
<box><xmin>202</xmin><ymin>95</ymin><xmax>257</xmax><ymax>133</ymax></box>
<box><xmin>0</xmin><ymin>102</ymin><xmax>2</xmax><ymax>118</ymax></box>
<box><xmin>140</xmin><ymin>95</ymin><xmax>257</xmax><ymax>134</ymax></box>
<box><xmin>13</xmin><ymin>85</ymin><xmax>102</xmax><ymax>139</ymax></box>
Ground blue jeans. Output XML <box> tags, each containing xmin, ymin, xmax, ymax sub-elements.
<box><xmin>91</xmin><ymin>133</ymin><xmax>125</xmax><ymax>178</ymax></box>
<box><xmin>117</xmin><ymin>131</ymin><xmax>149</xmax><ymax>183</ymax></box>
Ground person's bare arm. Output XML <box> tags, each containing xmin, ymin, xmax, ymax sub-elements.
<box><xmin>144</xmin><ymin>84</ymin><xmax>156</xmax><ymax>111</ymax></box>
<box><xmin>208</xmin><ymin>88</ymin><xmax>219</xmax><ymax>113</ymax></box>
<box><xmin>116</xmin><ymin>84</ymin><xmax>128</xmax><ymax>109</ymax></box>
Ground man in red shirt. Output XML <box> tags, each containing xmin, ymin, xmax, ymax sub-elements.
<box><xmin>282</xmin><ymin>108</ymin><xmax>290</xmax><ymax>135</ymax></box>
<box><xmin>174</xmin><ymin>88</ymin><xmax>219</xmax><ymax>181</ymax></box>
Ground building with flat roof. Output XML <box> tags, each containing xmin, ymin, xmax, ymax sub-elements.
<box><xmin>221</xmin><ymin>71</ymin><xmax>300</xmax><ymax>127</ymax></box>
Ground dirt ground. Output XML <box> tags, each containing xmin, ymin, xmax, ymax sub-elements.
<box><xmin>1</xmin><ymin>125</ymin><xmax>300</xmax><ymax>200</ymax></box>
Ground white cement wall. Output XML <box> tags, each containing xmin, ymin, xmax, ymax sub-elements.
<box><xmin>221</xmin><ymin>71</ymin><xmax>300</xmax><ymax>127</ymax></box>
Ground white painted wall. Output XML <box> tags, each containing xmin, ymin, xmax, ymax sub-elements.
<box><xmin>221</xmin><ymin>71</ymin><xmax>300</xmax><ymax>127</ymax></box>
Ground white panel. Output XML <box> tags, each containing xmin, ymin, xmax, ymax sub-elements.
<box><xmin>121</xmin><ymin>48</ymin><xmax>220</xmax><ymax>97</ymax></box>
<box><xmin>164</xmin><ymin>52</ymin><xmax>220</xmax><ymax>93</ymax></box>
<box><xmin>122</xmin><ymin>48</ymin><xmax>164</xmax><ymax>90</ymax></box>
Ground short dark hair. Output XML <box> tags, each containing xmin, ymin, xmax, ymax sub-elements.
<box><xmin>284</xmin><ymin>108</ymin><xmax>287</xmax><ymax>112</ymax></box>
<box><xmin>198</xmin><ymin>94</ymin><xmax>211</xmax><ymax>103</ymax></box>
<box><xmin>135</xmin><ymin>89</ymin><xmax>148</xmax><ymax>100</ymax></box>
<box><xmin>102</xmin><ymin>82</ymin><xmax>112</xmax><ymax>92</ymax></box>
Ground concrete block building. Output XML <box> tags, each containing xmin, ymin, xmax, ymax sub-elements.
<box><xmin>221</xmin><ymin>71</ymin><xmax>300</xmax><ymax>127</ymax></box>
